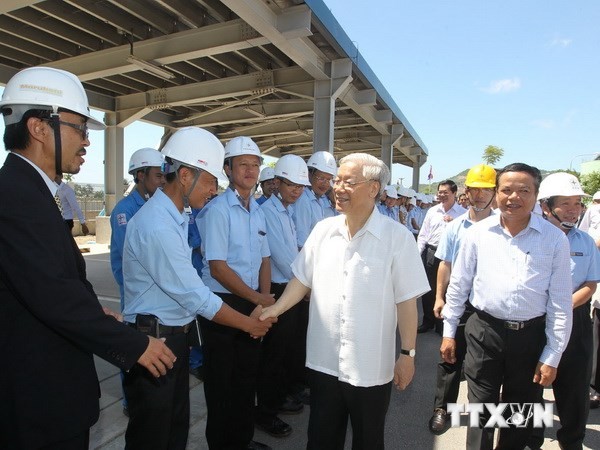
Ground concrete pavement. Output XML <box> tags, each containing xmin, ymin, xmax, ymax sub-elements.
<box><xmin>81</xmin><ymin>242</ymin><xmax>600</xmax><ymax>449</ymax></box>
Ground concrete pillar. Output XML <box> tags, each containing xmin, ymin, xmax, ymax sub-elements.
<box><xmin>380</xmin><ymin>135</ymin><xmax>393</xmax><ymax>171</ymax></box>
<box><xmin>103</xmin><ymin>112</ymin><xmax>124</xmax><ymax>215</ymax></box>
<box><xmin>413</xmin><ymin>154</ymin><xmax>422</xmax><ymax>191</ymax></box>
<box><xmin>312</xmin><ymin>59</ymin><xmax>352</xmax><ymax>154</ymax></box>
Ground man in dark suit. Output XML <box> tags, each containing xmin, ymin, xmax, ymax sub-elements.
<box><xmin>0</xmin><ymin>66</ymin><xmax>176</xmax><ymax>450</ymax></box>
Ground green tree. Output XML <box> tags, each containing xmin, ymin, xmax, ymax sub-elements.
<box><xmin>482</xmin><ymin>145</ymin><xmax>504</xmax><ymax>166</ymax></box>
<box><xmin>581</xmin><ymin>171</ymin><xmax>600</xmax><ymax>197</ymax></box>
<box><xmin>74</xmin><ymin>183</ymin><xmax>94</xmax><ymax>198</ymax></box>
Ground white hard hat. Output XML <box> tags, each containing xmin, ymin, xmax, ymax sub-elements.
<box><xmin>397</xmin><ymin>186</ymin><xmax>409</xmax><ymax>197</ymax></box>
<box><xmin>161</xmin><ymin>127</ymin><xmax>227</xmax><ymax>180</ymax></box>
<box><xmin>128</xmin><ymin>148</ymin><xmax>164</xmax><ymax>175</ymax></box>
<box><xmin>409</xmin><ymin>197</ymin><xmax>417</xmax><ymax>206</ymax></box>
<box><xmin>537</xmin><ymin>172</ymin><xmax>589</xmax><ymax>201</ymax></box>
<box><xmin>307</xmin><ymin>151</ymin><xmax>337</xmax><ymax>176</ymax></box>
<box><xmin>405</xmin><ymin>188</ymin><xmax>417</xmax><ymax>198</ymax></box>
<box><xmin>259</xmin><ymin>167</ymin><xmax>275</xmax><ymax>182</ymax></box>
<box><xmin>275</xmin><ymin>155</ymin><xmax>310</xmax><ymax>185</ymax></box>
<box><xmin>0</xmin><ymin>66</ymin><xmax>105</xmax><ymax>129</ymax></box>
<box><xmin>224</xmin><ymin>136</ymin><xmax>263</xmax><ymax>162</ymax></box>
<box><xmin>384</xmin><ymin>185</ymin><xmax>398</xmax><ymax>199</ymax></box>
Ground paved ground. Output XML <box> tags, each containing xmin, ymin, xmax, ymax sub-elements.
<box><xmin>79</xmin><ymin>240</ymin><xmax>600</xmax><ymax>449</ymax></box>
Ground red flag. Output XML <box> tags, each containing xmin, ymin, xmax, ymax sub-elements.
<box><xmin>427</xmin><ymin>165</ymin><xmax>433</xmax><ymax>181</ymax></box>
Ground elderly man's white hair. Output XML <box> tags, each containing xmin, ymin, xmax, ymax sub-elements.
<box><xmin>339</xmin><ymin>153</ymin><xmax>390</xmax><ymax>197</ymax></box>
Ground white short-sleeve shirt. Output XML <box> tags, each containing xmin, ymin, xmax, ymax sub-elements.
<box><xmin>292</xmin><ymin>206</ymin><xmax>430</xmax><ymax>387</ymax></box>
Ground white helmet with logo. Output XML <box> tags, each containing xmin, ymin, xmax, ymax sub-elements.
<box><xmin>384</xmin><ymin>185</ymin><xmax>398</xmax><ymax>199</ymax></box>
<box><xmin>0</xmin><ymin>66</ymin><xmax>105</xmax><ymax>129</ymax></box>
<box><xmin>224</xmin><ymin>136</ymin><xmax>263</xmax><ymax>162</ymax></box>
<box><xmin>307</xmin><ymin>151</ymin><xmax>337</xmax><ymax>176</ymax></box>
<box><xmin>274</xmin><ymin>155</ymin><xmax>310</xmax><ymax>186</ymax></box>
<box><xmin>537</xmin><ymin>172</ymin><xmax>589</xmax><ymax>201</ymax></box>
<box><xmin>259</xmin><ymin>167</ymin><xmax>275</xmax><ymax>183</ymax></box>
<box><xmin>128</xmin><ymin>148</ymin><xmax>164</xmax><ymax>175</ymax></box>
<box><xmin>161</xmin><ymin>127</ymin><xmax>227</xmax><ymax>180</ymax></box>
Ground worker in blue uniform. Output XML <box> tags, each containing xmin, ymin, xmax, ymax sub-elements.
<box><xmin>198</xmin><ymin>135</ymin><xmax>275</xmax><ymax>450</ymax></box>
<box><xmin>122</xmin><ymin>128</ymin><xmax>273</xmax><ymax>450</ymax></box>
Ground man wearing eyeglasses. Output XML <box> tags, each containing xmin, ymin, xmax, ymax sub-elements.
<box><xmin>0</xmin><ymin>67</ymin><xmax>176</xmax><ymax>450</ymax></box>
<box><xmin>260</xmin><ymin>153</ymin><xmax>429</xmax><ymax>449</ymax></box>
<box><xmin>256</xmin><ymin>155</ymin><xmax>310</xmax><ymax>438</ymax></box>
<box><xmin>417</xmin><ymin>179</ymin><xmax>466</xmax><ymax>334</ymax></box>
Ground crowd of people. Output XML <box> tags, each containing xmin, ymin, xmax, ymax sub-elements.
<box><xmin>3</xmin><ymin>65</ymin><xmax>600</xmax><ymax>450</ymax></box>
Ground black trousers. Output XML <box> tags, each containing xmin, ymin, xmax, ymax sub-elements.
<box><xmin>124</xmin><ymin>332</ymin><xmax>190</xmax><ymax>450</ymax></box>
<box><xmin>306</xmin><ymin>369</ymin><xmax>392</xmax><ymax>450</ymax></box>
<box><xmin>39</xmin><ymin>430</ymin><xmax>89</xmax><ymax>450</ymax></box>
<box><xmin>289</xmin><ymin>298</ymin><xmax>310</xmax><ymax>392</ymax></box>
<box><xmin>199</xmin><ymin>293</ymin><xmax>260</xmax><ymax>450</ymax></box>
<box><xmin>420</xmin><ymin>245</ymin><xmax>440</xmax><ymax>327</ymax></box>
<box><xmin>553</xmin><ymin>303</ymin><xmax>593</xmax><ymax>449</ymax></box>
<box><xmin>592</xmin><ymin>308</ymin><xmax>600</xmax><ymax>392</ymax></box>
<box><xmin>464</xmin><ymin>311</ymin><xmax>546</xmax><ymax>450</ymax></box>
<box><xmin>256</xmin><ymin>282</ymin><xmax>301</xmax><ymax>418</ymax></box>
<box><xmin>433</xmin><ymin>309</ymin><xmax>472</xmax><ymax>410</ymax></box>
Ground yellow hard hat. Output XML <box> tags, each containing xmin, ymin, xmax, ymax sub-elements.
<box><xmin>465</xmin><ymin>164</ymin><xmax>496</xmax><ymax>188</ymax></box>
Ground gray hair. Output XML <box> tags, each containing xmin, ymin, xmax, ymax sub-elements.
<box><xmin>339</xmin><ymin>153</ymin><xmax>390</xmax><ymax>197</ymax></box>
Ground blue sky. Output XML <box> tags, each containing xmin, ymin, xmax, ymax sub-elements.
<box><xmin>1</xmin><ymin>0</ymin><xmax>599</xmax><ymax>187</ymax></box>
<box><xmin>321</xmin><ymin>0</ymin><xmax>600</xmax><ymax>185</ymax></box>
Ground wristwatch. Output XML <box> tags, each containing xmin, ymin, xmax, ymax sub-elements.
<box><xmin>400</xmin><ymin>348</ymin><xmax>416</xmax><ymax>357</ymax></box>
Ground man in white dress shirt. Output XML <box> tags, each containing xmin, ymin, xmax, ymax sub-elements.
<box><xmin>260</xmin><ymin>153</ymin><xmax>429</xmax><ymax>450</ymax></box>
<box><xmin>441</xmin><ymin>163</ymin><xmax>573</xmax><ymax>450</ymax></box>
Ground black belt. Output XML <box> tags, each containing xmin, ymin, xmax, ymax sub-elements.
<box><xmin>128</xmin><ymin>320</ymin><xmax>192</xmax><ymax>336</ymax></box>
<box><xmin>475</xmin><ymin>308</ymin><xmax>546</xmax><ymax>331</ymax></box>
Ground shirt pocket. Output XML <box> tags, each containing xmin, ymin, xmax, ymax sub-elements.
<box><xmin>524</xmin><ymin>250</ymin><xmax>553</xmax><ymax>289</ymax></box>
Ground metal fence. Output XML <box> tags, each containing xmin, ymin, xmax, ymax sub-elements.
<box><xmin>77</xmin><ymin>197</ymin><xmax>104</xmax><ymax>218</ymax></box>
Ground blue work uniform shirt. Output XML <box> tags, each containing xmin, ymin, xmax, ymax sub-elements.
<box><xmin>567</xmin><ymin>226</ymin><xmax>600</xmax><ymax>292</ymax></box>
<box><xmin>110</xmin><ymin>189</ymin><xmax>146</xmax><ymax>305</ymax></box>
<box><xmin>122</xmin><ymin>189</ymin><xmax>222</xmax><ymax>325</ymax></box>
<box><xmin>261</xmin><ymin>194</ymin><xmax>298</xmax><ymax>283</ymax></box>
<box><xmin>292</xmin><ymin>187</ymin><xmax>324</xmax><ymax>247</ymax></box>
<box><xmin>199</xmin><ymin>188</ymin><xmax>270</xmax><ymax>294</ymax></box>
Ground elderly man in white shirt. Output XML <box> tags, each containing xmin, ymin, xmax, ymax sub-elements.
<box><xmin>260</xmin><ymin>153</ymin><xmax>430</xmax><ymax>450</ymax></box>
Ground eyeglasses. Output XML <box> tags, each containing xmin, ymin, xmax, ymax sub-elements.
<box><xmin>278</xmin><ymin>177</ymin><xmax>304</xmax><ymax>190</ymax></box>
<box><xmin>312</xmin><ymin>174</ymin><xmax>333</xmax><ymax>184</ymax></box>
<box><xmin>43</xmin><ymin>118</ymin><xmax>89</xmax><ymax>140</ymax></box>
<box><xmin>331</xmin><ymin>178</ymin><xmax>373</xmax><ymax>189</ymax></box>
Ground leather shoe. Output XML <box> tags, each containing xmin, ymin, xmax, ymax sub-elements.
<box><xmin>255</xmin><ymin>416</ymin><xmax>292</xmax><ymax>438</ymax></box>
<box><xmin>290</xmin><ymin>387</ymin><xmax>310</xmax><ymax>405</ymax></box>
<box><xmin>417</xmin><ymin>322</ymin><xmax>434</xmax><ymax>333</ymax></box>
<box><xmin>428</xmin><ymin>408</ymin><xmax>447</xmax><ymax>434</ymax></box>
<box><xmin>246</xmin><ymin>441</ymin><xmax>272</xmax><ymax>450</ymax></box>
<box><xmin>279</xmin><ymin>396</ymin><xmax>304</xmax><ymax>415</ymax></box>
<box><xmin>591</xmin><ymin>393</ymin><xmax>600</xmax><ymax>409</ymax></box>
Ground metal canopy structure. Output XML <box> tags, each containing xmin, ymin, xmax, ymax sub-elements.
<box><xmin>0</xmin><ymin>0</ymin><xmax>428</xmax><ymax>210</ymax></box>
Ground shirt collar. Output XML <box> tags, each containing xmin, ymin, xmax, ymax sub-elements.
<box><xmin>490</xmin><ymin>211</ymin><xmax>544</xmax><ymax>235</ymax></box>
<box><xmin>11</xmin><ymin>151</ymin><xmax>58</xmax><ymax>195</ymax></box>
<box><xmin>269</xmin><ymin>194</ymin><xmax>288</xmax><ymax>213</ymax></box>
<box><xmin>154</xmin><ymin>188</ymin><xmax>187</xmax><ymax>227</ymax></box>
<box><xmin>334</xmin><ymin>205</ymin><xmax>383</xmax><ymax>241</ymax></box>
